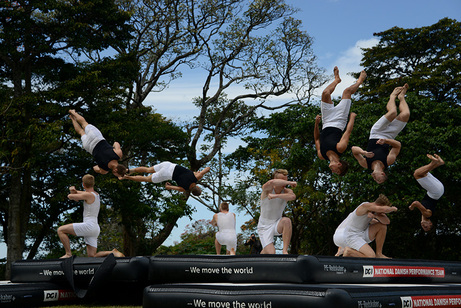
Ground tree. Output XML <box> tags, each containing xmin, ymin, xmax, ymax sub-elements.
<box><xmin>107</xmin><ymin>0</ymin><xmax>326</xmax><ymax>252</ymax></box>
<box><xmin>0</xmin><ymin>0</ymin><xmax>132</xmax><ymax>277</ymax></box>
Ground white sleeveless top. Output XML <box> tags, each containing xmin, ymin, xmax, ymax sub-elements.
<box><xmin>83</xmin><ymin>192</ymin><xmax>100</xmax><ymax>224</ymax></box>
<box><xmin>259</xmin><ymin>190</ymin><xmax>287</xmax><ymax>222</ymax></box>
<box><xmin>337</xmin><ymin>203</ymin><xmax>371</xmax><ymax>233</ymax></box>
<box><xmin>217</xmin><ymin>212</ymin><xmax>236</xmax><ymax>231</ymax></box>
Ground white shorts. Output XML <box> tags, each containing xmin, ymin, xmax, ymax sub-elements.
<box><xmin>216</xmin><ymin>230</ymin><xmax>237</xmax><ymax>251</ymax></box>
<box><xmin>333</xmin><ymin>227</ymin><xmax>371</xmax><ymax>251</ymax></box>
<box><xmin>73</xmin><ymin>220</ymin><xmax>100</xmax><ymax>248</ymax></box>
<box><xmin>321</xmin><ymin>99</ymin><xmax>352</xmax><ymax>131</ymax></box>
<box><xmin>81</xmin><ymin>124</ymin><xmax>105</xmax><ymax>154</ymax></box>
<box><xmin>257</xmin><ymin>217</ymin><xmax>282</xmax><ymax>248</ymax></box>
<box><xmin>369</xmin><ymin>116</ymin><xmax>407</xmax><ymax>140</ymax></box>
<box><xmin>150</xmin><ymin>162</ymin><xmax>176</xmax><ymax>183</ymax></box>
<box><xmin>417</xmin><ymin>172</ymin><xmax>444</xmax><ymax>200</ymax></box>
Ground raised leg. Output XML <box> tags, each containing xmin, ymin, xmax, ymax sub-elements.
<box><xmin>414</xmin><ymin>154</ymin><xmax>445</xmax><ymax>180</ymax></box>
<box><xmin>322</xmin><ymin>66</ymin><xmax>342</xmax><ymax>104</ymax></box>
<box><xmin>342</xmin><ymin>70</ymin><xmax>367</xmax><ymax>99</ymax></box>
<box><xmin>384</xmin><ymin>87</ymin><xmax>401</xmax><ymax>122</ymax></box>
<box><xmin>396</xmin><ymin>83</ymin><xmax>410</xmax><ymax>122</ymax></box>
<box><xmin>58</xmin><ymin>224</ymin><xmax>76</xmax><ymax>258</ymax></box>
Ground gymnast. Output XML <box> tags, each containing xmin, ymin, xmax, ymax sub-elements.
<box><xmin>57</xmin><ymin>174</ymin><xmax>124</xmax><ymax>258</ymax></box>
<box><xmin>258</xmin><ymin>169</ymin><xmax>296</xmax><ymax>254</ymax></box>
<box><xmin>69</xmin><ymin>109</ymin><xmax>126</xmax><ymax>177</ymax></box>
<box><xmin>314</xmin><ymin>66</ymin><xmax>367</xmax><ymax>176</ymax></box>
<box><xmin>210</xmin><ymin>202</ymin><xmax>237</xmax><ymax>255</ymax></box>
<box><xmin>119</xmin><ymin>161</ymin><xmax>210</xmax><ymax>196</ymax></box>
<box><xmin>352</xmin><ymin>84</ymin><xmax>410</xmax><ymax>184</ymax></box>
<box><xmin>333</xmin><ymin>194</ymin><xmax>397</xmax><ymax>258</ymax></box>
<box><xmin>409</xmin><ymin>154</ymin><xmax>445</xmax><ymax>232</ymax></box>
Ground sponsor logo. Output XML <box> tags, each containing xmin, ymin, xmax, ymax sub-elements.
<box><xmin>363</xmin><ymin>266</ymin><xmax>445</xmax><ymax>278</ymax></box>
<box><xmin>401</xmin><ymin>295</ymin><xmax>461</xmax><ymax>307</ymax></box>
<box><xmin>44</xmin><ymin>290</ymin><xmax>76</xmax><ymax>302</ymax></box>
<box><xmin>0</xmin><ymin>294</ymin><xmax>16</xmax><ymax>303</ymax></box>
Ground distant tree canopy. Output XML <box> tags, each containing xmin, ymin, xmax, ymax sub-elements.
<box><xmin>226</xmin><ymin>18</ymin><xmax>461</xmax><ymax>260</ymax></box>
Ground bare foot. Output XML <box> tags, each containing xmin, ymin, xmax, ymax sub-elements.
<box><xmin>335</xmin><ymin>247</ymin><xmax>344</xmax><ymax>257</ymax></box>
<box><xmin>60</xmin><ymin>254</ymin><xmax>72</xmax><ymax>259</ymax></box>
<box><xmin>398</xmin><ymin>83</ymin><xmax>409</xmax><ymax>100</ymax></box>
<box><xmin>111</xmin><ymin>248</ymin><xmax>125</xmax><ymax>258</ymax></box>
<box><xmin>391</xmin><ymin>87</ymin><xmax>402</xmax><ymax>98</ymax></box>
<box><xmin>357</xmin><ymin>70</ymin><xmax>367</xmax><ymax>83</ymax></box>
<box><xmin>333</xmin><ymin>66</ymin><xmax>341</xmax><ymax>83</ymax></box>
<box><xmin>427</xmin><ymin>153</ymin><xmax>445</xmax><ymax>167</ymax></box>
<box><xmin>376</xmin><ymin>253</ymin><xmax>391</xmax><ymax>259</ymax></box>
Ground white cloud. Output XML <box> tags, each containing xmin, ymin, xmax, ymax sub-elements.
<box><xmin>318</xmin><ymin>38</ymin><xmax>379</xmax><ymax>97</ymax></box>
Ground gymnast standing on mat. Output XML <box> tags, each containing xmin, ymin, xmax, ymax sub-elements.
<box><xmin>314</xmin><ymin>66</ymin><xmax>367</xmax><ymax>176</ymax></box>
<box><xmin>210</xmin><ymin>202</ymin><xmax>237</xmax><ymax>255</ymax></box>
<box><xmin>69</xmin><ymin>109</ymin><xmax>126</xmax><ymax>177</ymax></box>
<box><xmin>257</xmin><ymin>169</ymin><xmax>297</xmax><ymax>254</ymax></box>
<box><xmin>57</xmin><ymin>174</ymin><xmax>124</xmax><ymax>258</ymax></box>
<box><xmin>409</xmin><ymin>154</ymin><xmax>445</xmax><ymax>232</ymax></box>
<box><xmin>352</xmin><ymin>84</ymin><xmax>410</xmax><ymax>184</ymax></box>
<box><xmin>119</xmin><ymin>161</ymin><xmax>210</xmax><ymax>196</ymax></box>
<box><xmin>333</xmin><ymin>194</ymin><xmax>397</xmax><ymax>258</ymax></box>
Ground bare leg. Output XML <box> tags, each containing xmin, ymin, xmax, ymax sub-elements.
<box><xmin>261</xmin><ymin>243</ymin><xmax>276</xmax><ymax>254</ymax></box>
<box><xmin>58</xmin><ymin>224</ymin><xmax>76</xmax><ymax>258</ymax></box>
<box><xmin>277</xmin><ymin>217</ymin><xmax>292</xmax><ymax>254</ymax></box>
<box><xmin>369</xmin><ymin>223</ymin><xmax>390</xmax><ymax>258</ymax></box>
<box><xmin>321</xmin><ymin>66</ymin><xmax>342</xmax><ymax>104</ymax></box>
<box><xmin>343</xmin><ymin>244</ymin><xmax>375</xmax><ymax>258</ymax></box>
<box><xmin>215</xmin><ymin>238</ymin><xmax>222</xmax><ymax>255</ymax></box>
<box><xmin>94</xmin><ymin>248</ymin><xmax>125</xmax><ymax>258</ymax></box>
<box><xmin>69</xmin><ymin>109</ymin><xmax>89</xmax><ymax>133</ymax></box>
<box><xmin>342</xmin><ymin>70</ymin><xmax>367</xmax><ymax>99</ymax></box>
<box><xmin>87</xmin><ymin>245</ymin><xmax>97</xmax><ymax>257</ymax></box>
<box><xmin>414</xmin><ymin>154</ymin><xmax>445</xmax><ymax>180</ymax></box>
<box><xmin>384</xmin><ymin>87</ymin><xmax>401</xmax><ymax>122</ymax></box>
<box><xmin>396</xmin><ymin>83</ymin><xmax>410</xmax><ymax>122</ymax></box>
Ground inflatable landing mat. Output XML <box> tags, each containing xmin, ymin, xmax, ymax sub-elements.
<box><xmin>143</xmin><ymin>283</ymin><xmax>461</xmax><ymax>308</ymax></box>
<box><xmin>0</xmin><ymin>281</ymin><xmax>78</xmax><ymax>307</ymax></box>
<box><xmin>11</xmin><ymin>255</ymin><xmax>149</xmax><ymax>284</ymax></box>
<box><xmin>149</xmin><ymin>255</ymin><xmax>461</xmax><ymax>284</ymax></box>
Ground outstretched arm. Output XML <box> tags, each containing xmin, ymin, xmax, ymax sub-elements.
<box><xmin>314</xmin><ymin>115</ymin><xmax>323</xmax><ymax>159</ymax></box>
<box><xmin>337</xmin><ymin>113</ymin><xmax>357</xmax><ymax>153</ymax></box>
<box><xmin>351</xmin><ymin>146</ymin><xmax>372</xmax><ymax>169</ymax></box>
<box><xmin>165</xmin><ymin>182</ymin><xmax>186</xmax><ymax>193</ymax></box>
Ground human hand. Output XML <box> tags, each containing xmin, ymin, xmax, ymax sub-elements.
<box><xmin>315</xmin><ymin>115</ymin><xmax>322</xmax><ymax>123</ymax></box>
<box><xmin>363</xmin><ymin>151</ymin><xmax>374</xmax><ymax>158</ymax></box>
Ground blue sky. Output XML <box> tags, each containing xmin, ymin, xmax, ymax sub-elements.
<box><xmin>2</xmin><ymin>0</ymin><xmax>460</xmax><ymax>258</ymax></box>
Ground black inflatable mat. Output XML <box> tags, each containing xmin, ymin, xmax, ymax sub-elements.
<box><xmin>11</xmin><ymin>255</ymin><xmax>149</xmax><ymax>284</ymax></box>
<box><xmin>149</xmin><ymin>255</ymin><xmax>461</xmax><ymax>284</ymax></box>
<box><xmin>0</xmin><ymin>281</ymin><xmax>78</xmax><ymax>307</ymax></box>
<box><xmin>142</xmin><ymin>283</ymin><xmax>461</xmax><ymax>308</ymax></box>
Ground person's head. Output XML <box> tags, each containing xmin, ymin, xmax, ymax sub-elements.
<box><xmin>273</xmin><ymin>169</ymin><xmax>288</xmax><ymax>180</ymax></box>
<box><xmin>112</xmin><ymin>164</ymin><xmax>127</xmax><ymax>177</ymax></box>
<box><xmin>82</xmin><ymin>174</ymin><xmax>95</xmax><ymax>189</ymax></box>
<box><xmin>421</xmin><ymin>219</ymin><xmax>434</xmax><ymax>232</ymax></box>
<box><xmin>374</xmin><ymin>194</ymin><xmax>391</xmax><ymax>206</ymax></box>
<box><xmin>220</xmin><ymin>202</ymin><xmax>229</xmax><ymax>212</ymax></box>
<box><xmin>371</xmin><ymin>170</ymin><xmax>387</xmax><ymax>184</ymax></box>
<box><xmin>191</xmin><ymin>185</ymin><xmax>202</xmax><ymax>196</ymax></box>
<box><xmin>329</xmin><ymin>160</ymin><xmax>349</xmax><ymax>176</ymax></box>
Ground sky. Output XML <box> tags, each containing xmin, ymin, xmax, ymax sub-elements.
<box><xmin>2</xmin><ymin>0</ymin><xmax>461</xmax><ymax>258</ymax></box>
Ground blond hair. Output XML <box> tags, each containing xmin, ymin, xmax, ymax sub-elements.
<box><xmin>82</xmin><ymin>174</ymin><xmax>95</xmax><ymax>188</ymax></box>
<box><xmin>375</xmin><ymin>194</ymin><xmax>391</xmax><ymax>206</ymax></box>
<box><xmin>273</xmin><ymin>169</ymin><xmax>288</xmax><ymax>178</ymax></box>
